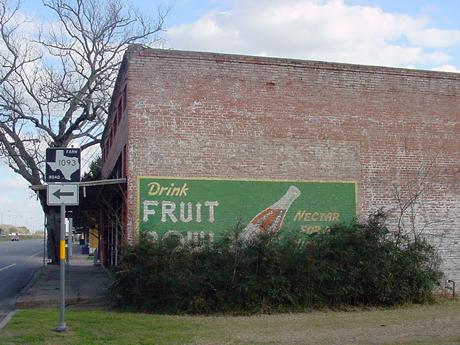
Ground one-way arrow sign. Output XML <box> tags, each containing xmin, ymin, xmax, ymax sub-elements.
<box><xmin>47</xmin><ymin>184</ymin><xmax>79</xmax><ymax>206</ymax></box>
<box><xmin>53</xmin><ymin>189</ymin><xmax>75</xmax><ymax>199</ymax></box>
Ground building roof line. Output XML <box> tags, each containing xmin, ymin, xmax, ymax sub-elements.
<box><xmin>129</xmin><ymin>45</ymin><xmax>460</xmax><ymax>81</ymax></box>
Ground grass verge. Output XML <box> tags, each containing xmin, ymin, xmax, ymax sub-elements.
<box><xmin>0</xmin><ymin>310</ymin><xmax>208</xmax><ymax>345</ymax></box>
<box><xmin>1</xmin><ymin>300</ymin><xmax>459</xmax><ymax>345</ymax></box>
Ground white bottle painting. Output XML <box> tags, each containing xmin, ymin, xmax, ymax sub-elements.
<box><xmin>241</xmin><ymin>185</ymin><xmax>301</xmax><ymax>242</ymax></box>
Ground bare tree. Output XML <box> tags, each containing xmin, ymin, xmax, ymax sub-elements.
<box><xmin>391</xmin><ymin>162</ymin><xmax>453</xmax><ymax>245</ymax></box>
<box><xmin>0</xmin><ymin>0</ymin><xmax>167</xmax><ymax>263</ymax></box>
<box><xmin>392</xmin><ymin>165</ymin><xmax>430</xmax><ymax>243</ymax></box>
<box><xmin>0</xmin><ymin>0</ymin><xmax>42</xmax><ymax>184</ymax></box>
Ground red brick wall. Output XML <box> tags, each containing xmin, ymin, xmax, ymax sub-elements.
<box><xmin>117</xmin><ymin>46</ymin><xmax>460</xmax><ymax>282</ymax></box>
<box><xmin>102</xmin><ymin>73</ymin><xmax>128</xmax><ymax>179</ymax></box>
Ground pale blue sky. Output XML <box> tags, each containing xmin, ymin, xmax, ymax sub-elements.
<box><xmin>1</xmin><ymin>0</ymin><xmax>459</xmax><ymax>232</ymax></box>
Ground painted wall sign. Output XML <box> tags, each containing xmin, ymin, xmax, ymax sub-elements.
<box><xmin>138</xmin><ymin>177</ymin><xmax>357</xmax><ymax>242</ymax></box>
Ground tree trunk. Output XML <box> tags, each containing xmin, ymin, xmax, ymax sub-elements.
<box><xmin>46</xmin><ymin>206</ymin><xmax>61</xmax><ymax>265</ymax></box>
<box><xmin>39</xmin><ymin>193</ymin><xmax>61</xmax><ymax>265</ymax></box>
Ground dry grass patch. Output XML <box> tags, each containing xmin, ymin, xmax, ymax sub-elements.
<box><xmin>193</xmin><ymin>300</ymin><xmax>460</xmax><ymax>344</ymax></box>
<box><xmin>1</xmin><ymin>300</ymin><xmax>459</xmax><ymax>345</ymax></box>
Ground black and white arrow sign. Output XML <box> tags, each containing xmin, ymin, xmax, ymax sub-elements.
<box><xmin>53</xmin><ymin>189</ymin><xmax>75</xmax><ymax>199</ymax></box>
<box><xmin>47</xmin><ymin>184</ymin><xmax>79</xmax><ymax>206</ymax></box>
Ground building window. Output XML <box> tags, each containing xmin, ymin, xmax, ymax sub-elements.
<box><xmin>123</xmin><ymin>85</ymin><xmax>127</xmax><ymax>111</ymax></box>
<box><xmin>122</xmin><ymin>145</ymin><xmax>127</xmax><ymax>177</ymax></box>
<box><xmin>107</xmin><ymin>130</ymin><xmax>112</xmax><ymax>151</ymax></box>
<box><xmin>117</xmin><ymin>98</ymin><xmax>123</xmax><ymax>124</ymax></box>
<box><xmin>113</xmin><ymin>112</ymin><xmax>118</xmax><ymax>134</ymax></box>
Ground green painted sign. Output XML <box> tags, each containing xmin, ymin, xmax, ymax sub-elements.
<box><xmin>138</xmin><ymin>177</ymin><xmax>356</xmax><ymax>242</ymax></box>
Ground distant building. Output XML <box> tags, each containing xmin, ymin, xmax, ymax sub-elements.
<box><xmin>101</xmin><ymin>45</ymin><xmax>460</xmax><ymax>284</ymax></box>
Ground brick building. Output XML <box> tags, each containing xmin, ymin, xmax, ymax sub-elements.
<box><xmin>101</xmin><ymin>45</ymin><xmax>459</xmax><ymax>283</ymax></box>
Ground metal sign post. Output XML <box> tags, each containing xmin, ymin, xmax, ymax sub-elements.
<box><xmin>68</xmin><ymin>218</ymin><xmax>73</xmax><ymax>259</ymax></box>
<box><xmin>56</xmin><ymin>203</ymin><xmax>67</xmax><ymax>332</ymax></box>
<box><xmin>45</xmin><ymin>147</ymin><xmax>81</xmax><ymax>333</ymax></box>
<box><xmin>43</xmin><ymin>216</ymin><xmax>47</xmax><ymax>267</ymax></box>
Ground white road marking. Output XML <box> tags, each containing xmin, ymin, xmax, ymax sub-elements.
<box><xmin>30</xmin><ymin>250</ymin><xmax>43</xmax><ymax>258</ymax></box>
<box><xmin>0</xmin><ymin>263</ymin><xmax>16</xmax><ymax>272</ymax></box>
<box><xmin>0</xmin><ymin>310</ymin><xmax>17</xmax><ymax>330</ymax></box>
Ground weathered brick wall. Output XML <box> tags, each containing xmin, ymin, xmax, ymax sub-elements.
<box><xmin>121</xmin><ymin>47</ymin><xmax>460</xmax><ymax>282</ymax></box>
<box><xmin>102</xmin><ymin>70</ymin><xmax>128</xmax><ymax>179</ymax></box>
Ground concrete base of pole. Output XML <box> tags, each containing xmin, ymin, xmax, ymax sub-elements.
<box><xmin>55</xmin><ymin>323</ymin><xmax>68</xmax><ymax>332</ymax></box>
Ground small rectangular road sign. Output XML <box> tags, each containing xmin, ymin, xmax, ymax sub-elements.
<box><xmin>47</xmin><ymin>184</ymin><xmax>79</xmax><ymax>206</ymax></box>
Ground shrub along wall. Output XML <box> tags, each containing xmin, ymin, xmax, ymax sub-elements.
<box><xmin>110</xmin><ymin>212</ymin><xmax>442</xmax><ymax>314</ymax></box>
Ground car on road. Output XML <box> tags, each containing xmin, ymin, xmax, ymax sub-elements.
<box><xmin>10</xmin><ymin>235</ymin><xmax>20</xmax><ymax>241</ymax></box>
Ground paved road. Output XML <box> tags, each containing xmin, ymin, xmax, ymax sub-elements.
<box><xmin>0</xmin><ymin>239</ymin><xmax>44</xmax><ymax>318</ymax></box>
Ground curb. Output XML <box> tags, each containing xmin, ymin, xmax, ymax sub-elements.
<box><xmin>14</xmin><ymin>266</ymin><xmax>46</xmax><ymax>309</ymax></box>
<box><xmin>16</xmin><ymin>296</ymin><xmax>108</xmax><ymax>309</ymax></box>
<box><xmin>19</xmin><ymin>266</ymin><xmax>46</xmax><ymax>296</ymax></box>
<box><xmin>0</xmin><ymin>310</ymin><xmax>17</xmax><ymax>330</ymax></box>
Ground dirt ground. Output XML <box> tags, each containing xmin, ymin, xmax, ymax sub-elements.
<box><xmin>188</xmin><ymin>299</ymin><xmax>460</xmax><ymax>345</ymax></box>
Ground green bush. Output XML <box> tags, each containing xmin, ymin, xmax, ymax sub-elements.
<box><xmin>109</xmin><ymin>212</ymin><xmax>442</xmax><ymax>314</ymax></box>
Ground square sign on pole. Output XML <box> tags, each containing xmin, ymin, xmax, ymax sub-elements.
<box><xmin>47</xmin><ymin>184</ymin><xmax>79</xmax><ymax>206</ymax></box>
<box><xmin>45</xmin><ymin>148</ymin><xmax>81</xmax><ymax>183</ymax></box>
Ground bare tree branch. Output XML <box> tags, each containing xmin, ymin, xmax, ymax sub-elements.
<box><xmin>0</xmin><ymin>0</ymin><xmax>166</xmax><ymax>182</ymax></box>
<box><xmin>0</xmin><ymin>120</ymin><xmax>41</xmax><ymax>184</ymax></box>
<box><xmin>390</xmin><ymin>161</ymin><xmax>454</xmax><ymax>245</ymax></box>
<box><xmin>0</xmin><ymin>0</ymin><xmax>167</xmax><ymax>263</ymax></box>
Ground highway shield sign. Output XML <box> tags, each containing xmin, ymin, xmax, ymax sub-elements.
<box><xmin>46</xmin><ymin>148</ymin><xmax>81</xmax><ymax>183</ymax></box>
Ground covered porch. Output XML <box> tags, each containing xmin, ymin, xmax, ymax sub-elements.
<box><xmin>32</xmin><ymin>178</ymin><xmax>127</xmax><ymax>267</ymax></box>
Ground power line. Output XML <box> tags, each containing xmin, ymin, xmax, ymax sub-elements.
<box><xmin>80</xmin><ymin>146</ymin><xmax>101</xmax><ymax>172</ymax></box>
<box><xmin>69</xmin><ymin>122</ymin><xmax>104</xmax><ymax>148</ymax></box>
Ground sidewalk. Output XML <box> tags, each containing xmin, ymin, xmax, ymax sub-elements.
<box><xmin>16</xmin><ymin>245</ymin><xmax>110</xmax><ymax>309</ymax></box>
